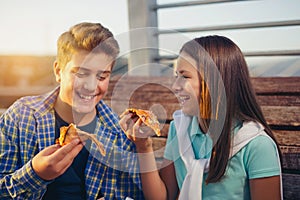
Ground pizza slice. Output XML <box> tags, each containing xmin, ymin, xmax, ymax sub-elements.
<box><xmin>55</xmin><ymin>123</ymin><xmax>106</xmax><ymax>156</ymax></box>
<box><xmin>124</xmin><ymin>108</ymin><xmax>161</xmax><ymax>136</ymax></box>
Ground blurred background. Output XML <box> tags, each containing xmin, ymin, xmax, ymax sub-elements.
<box><xmin>0</xmin><ymin>0</ymin><xmax>300</xmax><ymax>108</ymax></box>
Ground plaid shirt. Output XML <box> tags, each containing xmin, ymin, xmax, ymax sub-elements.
<box><xmin>0</xmin><ymin>87</ymin><xmax>144</xmax><ymax>200</ymax></box>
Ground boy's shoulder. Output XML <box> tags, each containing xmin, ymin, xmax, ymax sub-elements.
<box><xmin>7</xmin><ymin>88</ymin><xmax>58</xmax><ymax>115</ymax></box>
<box><xmin>96</xmin><ymin>100</ymin><xmax>121</xmax><ymax>130</ymax></box>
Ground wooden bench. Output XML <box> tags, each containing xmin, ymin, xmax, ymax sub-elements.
<box><xmin>103</xmin><ymin>75</ymin><xmax>300</xmax><ymax>200</ymax></box>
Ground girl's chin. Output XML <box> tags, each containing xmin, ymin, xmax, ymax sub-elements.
<box><xmin>181</xmin><ymin>107</ymin><xmax>199</xmax><ymax>116</ymax></box>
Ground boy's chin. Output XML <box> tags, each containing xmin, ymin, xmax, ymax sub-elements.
<box><xmin>72</xmin><ymin>106</ymin><xmax>95</xmax><ymax>115</ymax></box>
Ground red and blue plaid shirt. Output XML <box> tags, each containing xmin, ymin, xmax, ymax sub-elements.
<box><xmin>0</xmin><ymin>87</ymin><xmax>144</xmax><ymax>200</ymax></box>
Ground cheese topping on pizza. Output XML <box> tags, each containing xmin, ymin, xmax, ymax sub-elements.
<box><xmin>56</xmin><ymin>123</ymin><xmax>106</xmax><ymax>156</ymax></box>
<box><xmin>126</xmin><ymin>108</ymin><xmax>161</xmax><ymax>136</ymax></box>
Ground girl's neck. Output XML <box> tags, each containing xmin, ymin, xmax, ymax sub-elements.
<box><xmin>198</xmin><ymin>116</ymin><xmax>209</xmax><ymax>134</ymax></box>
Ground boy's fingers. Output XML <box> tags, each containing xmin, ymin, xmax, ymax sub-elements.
<box><xmin>50</xmin><ymin>139</ymin><xmax>81</xmax><ymax>160</ymax></box>
<box><xmin>39</xmin><ymin>144</ymin><xmax>61</xmax><ymax>156</ymax></box>
<box><xmin>55</xmin><ymin>142</ymin><xmax>84</xmax><ymax>169</ymax></box>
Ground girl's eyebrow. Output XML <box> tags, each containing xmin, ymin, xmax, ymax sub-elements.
<box><xmin>178</xmin><ymin>69</ymin><xmax>191</xmax><ymax>74</ymax></box>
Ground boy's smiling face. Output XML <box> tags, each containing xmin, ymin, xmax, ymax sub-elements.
<box><xmin>54</xmin><ymin>50</ymin><xmax>114</xmax><ymax>115</ymax></box>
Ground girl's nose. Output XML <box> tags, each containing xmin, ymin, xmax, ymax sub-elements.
<box><xmin>172</xmin><ymin>77</ymin><xmax>183</xmax><ymax>93</ymax></box>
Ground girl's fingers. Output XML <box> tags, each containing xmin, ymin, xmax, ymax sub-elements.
<box><xmin>133</xmin><ymin>118</ymin><xmax>154</xmax><ymax>138</ymax></box>
<box><xmin>119</xmin><ymin>113</ymin><xmax>133</xmax><ymax>132</ymax></box>
<box><xmin>132</xmin><ymin>118</ymin><xmax>143</xmax><ymax>137</ymax></box>
<box><xmin>121</xmin><ymin>114</ymin><xmax>154</xmax><ymax>141</ymax></box>
<box><xmin>119</xmin><ymin>110</ymin><xmax>130</xmax><ymax>118</ymax></box>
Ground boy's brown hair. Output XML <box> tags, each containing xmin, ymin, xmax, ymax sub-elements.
<box><xmin>56</xmin><ymin>22</ymin><xmax>119</xmax><ymax>70</ymax></box>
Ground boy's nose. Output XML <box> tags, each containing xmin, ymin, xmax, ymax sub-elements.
<box><xmin>83</xmin><ymin>77</ymin><xmax>98</xmax><ymax>91</ymax></box>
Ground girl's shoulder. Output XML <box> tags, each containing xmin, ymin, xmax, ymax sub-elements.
<box><xmin>240</xmin><ymin>134</ymin><xmax>281</xmax><ymax>178</ymax></box>
<box><xmin>244</xmin><ymin>134</ymin><xmax>278</xmax><ymax>153</ymax></box>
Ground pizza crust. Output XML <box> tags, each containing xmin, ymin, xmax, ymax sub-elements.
<box><xmin>55</xmin><ymin>123</ymin><xmax>106</xmax><ymax>156</ymax></box>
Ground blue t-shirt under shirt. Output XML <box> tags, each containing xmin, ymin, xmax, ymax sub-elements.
<box><xmin>43</xmin><ymin>113</ymin><xmax>97</xmax><ymax>200</ymax></box>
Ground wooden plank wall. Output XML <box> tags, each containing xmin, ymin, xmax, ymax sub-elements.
<box><xmin>103</xmin><ymin>76</ymin><xmax>300</xmax><ymax>200</ymax></box>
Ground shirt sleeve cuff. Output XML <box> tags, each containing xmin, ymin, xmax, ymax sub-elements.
<box><xmin>16</xmin><ymin>160</ymin><xmax>52</xmax><ymax>191</ymax></box>
<box><xmin>249</xmin><ymin>168</ymin><xmax>281</xmax><ymax>179</ymax></box>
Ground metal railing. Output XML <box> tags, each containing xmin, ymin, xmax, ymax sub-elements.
<box><xmin>153</xmin><ymin>0</ymin><xmax>249</xmax><ymax>9</ymax></box>
<box><xmin>157</xmin><ymin>20</ymin><xmax>300</xmax><ymax>34</ymax></box>
<box><xmin>127</xmin><ymin>0</ymin><xmax>300</xmax><ymax>75</ymax></box>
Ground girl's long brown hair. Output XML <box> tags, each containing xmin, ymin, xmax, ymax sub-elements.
<box><xmin>180</xmin><ymin>35</ymin><xmax>281</xmax><ymax>183</ymax></box>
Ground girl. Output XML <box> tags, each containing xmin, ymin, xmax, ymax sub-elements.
<box><xmin>120</xmin><ymin>35</ymin><xmax>282</xmax><ymax>200</ymax></box>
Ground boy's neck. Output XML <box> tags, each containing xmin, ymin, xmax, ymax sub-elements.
<box><xmin>54</xmin><ymin>97</ymin><xmax>96</xmax><ymax>126</ymax></box>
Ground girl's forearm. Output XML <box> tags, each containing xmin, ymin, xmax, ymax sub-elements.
<box><xmin>138</xmin><ymin>152</ymin><xmax>167</xmax><ymax>200</ymax></box>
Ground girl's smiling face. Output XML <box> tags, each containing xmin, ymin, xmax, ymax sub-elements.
<box><xmin>172</xmin><ymin>53</ymin><xmax>201</xmax><ymax>116</ymax></box>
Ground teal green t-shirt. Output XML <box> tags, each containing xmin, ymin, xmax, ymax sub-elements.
<box><xmin>164</xmin><ymin>117</ymin><xmax>281</xmax><ymax>200</ymax></box>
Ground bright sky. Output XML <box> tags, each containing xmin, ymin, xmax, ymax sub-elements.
<box><xmin>0</xmin><ymin>0</ymin><xmax>300</xmax><ymax>57</ymax></box>
<box><xmin>0</xmin><ymin>0</ymin><xmax>129</xmax><ymax>55</ymax></box>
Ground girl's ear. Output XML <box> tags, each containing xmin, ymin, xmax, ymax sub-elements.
<box><xmin>53</xmin><ymin>61</ymin><xmax>61</xmax><ymax>83</ymax></box>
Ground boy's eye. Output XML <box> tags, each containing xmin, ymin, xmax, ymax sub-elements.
<box><xmin>96</xmin><ymin>73</ymin><xmax>110</xmax><ymax>81</ymax></box>
<box><xmin>75</xmin><ymin>71</ymin><xmax>89</xmax><ymax>78</ymax></box>
<box><xmin>97</xmin><ymin>75</ymin><xmax>106</xmax><ymax>81</ymax></box>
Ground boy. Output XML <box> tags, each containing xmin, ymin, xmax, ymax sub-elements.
<box><xmin>0</xmin><ymin>22</ymin><xmax>144</xmax><ymax>200</ymax></box>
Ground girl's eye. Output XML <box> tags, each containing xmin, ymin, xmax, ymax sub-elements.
<box><xmin>178</xmin><ymin>74</ymin><xmax>189</xmax><ymax>79</ymax></box>
<box><xmin>174</xmin><ymin>74</ymin><xmax>189</xmax><ymax>81</ymax></box>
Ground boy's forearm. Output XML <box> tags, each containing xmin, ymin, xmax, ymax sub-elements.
<box><xmin>0</xmin><ymin>161</ymin><xmax>48</xmax><ymax>199</ymax></box>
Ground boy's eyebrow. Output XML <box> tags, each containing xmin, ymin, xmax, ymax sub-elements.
<box><xmin>74</xmin><ymin>66</ymin><xmax>111</xmax><ymax>74</ymax></box>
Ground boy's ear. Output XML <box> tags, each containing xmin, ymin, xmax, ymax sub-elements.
<box><xmin>53</xmin><ymin>61</ymin><xmax>61</xmax><ymax>83</ymax></box>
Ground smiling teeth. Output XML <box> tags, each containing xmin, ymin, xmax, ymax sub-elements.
<box><xmin>179</xmin><ymin>96</ymin><xmax>189</xmax><ymax>101</ymax></box>
<box><xmin>80</xmin><ymin>94</ymin><xmax>95</xmax><ymax>100</ymax></box>
<box><xmin>178</xmin><ymin>96</ymin><xmax>189</xmax><ymax>105</ymax></box>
